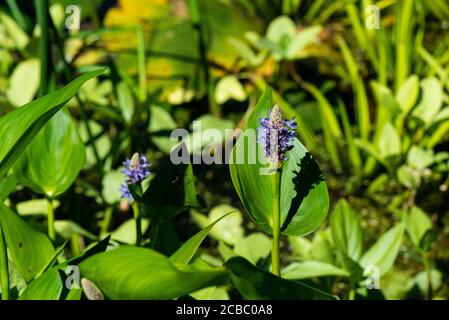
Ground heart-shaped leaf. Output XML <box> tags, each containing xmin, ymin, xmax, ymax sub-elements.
<box><xmin>13</xmin><ymin>110</ymin><xmax>85</xmax><ymax>198</ymax></box>
<box><xmin>79</xmin><ymin>247</ymin><xmax>227</xmax><ymax>300</ymax></box>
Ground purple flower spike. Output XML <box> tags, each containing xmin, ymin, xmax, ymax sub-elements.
<box><xmin>119</xmin><ymin>153</ymin><xmax>151</xmax><ymax>200</ymax></box>
<box><xmin>257</xmin><ymin>105</ymin><xmax>297</xmax><ymax>166</ymax></box>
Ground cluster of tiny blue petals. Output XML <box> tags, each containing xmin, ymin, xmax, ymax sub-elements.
<box><xmin>257</xmin><ymin>106</ymin><xmax>297</xmax><ymax>165</ymax></box>
<box><xmin>119</xmin><ymin>153</ymin><xmax>151</xmax><ymax>200</ymax></box>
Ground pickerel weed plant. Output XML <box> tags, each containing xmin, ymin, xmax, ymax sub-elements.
<box><xmin>229</xmin><ymin>88</ymin><xmax>329</xmax><ymax>276</ymax></box>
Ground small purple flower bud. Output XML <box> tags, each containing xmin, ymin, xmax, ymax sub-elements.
<box><xmin>257</xmin><ymin>105</ymin><xmax>297</xmax><ymax>166</ymax></box>
<box><xmin>119</xmin><ymin>153</ymin><xmax>151</xmax><ymax>200</ymax></box>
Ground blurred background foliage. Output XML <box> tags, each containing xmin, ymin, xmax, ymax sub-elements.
<box><xmin>0</xmin><ymin>0</ymin><xmax>449</xmax><ymax>300</ymax></box>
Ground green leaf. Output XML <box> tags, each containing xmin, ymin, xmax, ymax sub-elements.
<box><xmin>288</xmin><ymin>236</ymin><xmax>312</xmax><ymax>260</ymax></box>
<box><xmin>407</xmin><ymin>146</ymin><xmax>434</xmax><ymax>170</ymax></box>
<box><xmin>19</xmin><ymin>268</ymin><xmax>64</xmax><ymax>300</ymax></box>
<box><xmin>0</xmin><ymin>68</ymin><xmax>105</xmax><ymax>180</ymax></box>
<box><xmin>170</xmin><ymin>210</ymin><xmax>236</xmax><ymax>265</ymax></box>
<box><xmin>360</xmin><ymin>224</ymin><xmax>404</xmax><ymax>276</ymax></box>
<box><xmin>148</xmin><ymin>105</ymin><xmax>177</xmax><ymax>154</ymax></box>
<box><xmin>111</xmin><ymin>219</ymin><xmax>150</xmax><ymax>244</ymax></box>
<box><xmin>266</xmin><ymin>15</ymin><xmax>296</xmax><ymax>54</ymax></box>
<box><xmin>13</xmin><ymin>110</ymin><xmax>85</xmax><ymax>197</ymax></box>
<box><xmin>330</xmin><ymin>199</ymin><xmax>363</xmax><ymax>262</ymax></box>
<box><xmin>408</xmin><ymin>269</ymin><xmax>442</xmax><ymax>297</ymax></box>
<box><xmin>229</xmin><ymin>88</ymin><xmax>329</xmax><ymax>236</ymax></box>
<box><xmin>405</xmin><ymin>207</ymin><xmax>433</xmax><ymax>248</ymax></box>
<box><xmin>286</xmin><ymin>25</ymin><xmax>321</xmax><ymax>59</ymax></box>
<box><xmin>7</xmin><ymin>59</ymin><xmax>40</xmax><ymax>107</ymax></box>
<box><xmin>0</xmin><ymin>203</ymin><xmax>54</xmax><ymax>282</ymax></box>
<box><xmin>412</xmin><ymin>77</ymin><xmax>443</xmax><ymax>124</ymax></box>
<box><xmin>233</xmin><ymin>233</ymin><xmax>271</xmax><ymax>265</ymax></box>
<box><xmin>79</xmin><ymin>247</ymin><xmax>227</xmax><ymax>300</ymax></box>
<box><xmin>397</xmin><ymin>165</ymin><xmax>420</xmax><ymax>189</ymax></box>
<box><xmin>282</xmin><ymin>261</ymin><xmax>350</xmax><ymax>279</ymax></box>
<box><xmin>378</xmin><ymin>122</ymin><xmax>401</xmax><ymax>158</ymax></box>
<box><xmin>215</xmin><ymin>76</ymin><xmax>247</xmax><ymax>104</ymax></box>
<box><xmin>55</xmin><ymin>220</ymin><xmax>98</xmax><ymax>241</ymax></box>
<box><xmin>395</xmin><ymin>75</ymin><xmax>419</xmax><ymax>114</ymax></box>
<box><xmin>226</xmin><ymin>257</ymin><xmax>337</xmax><ymax>300</ymax></box>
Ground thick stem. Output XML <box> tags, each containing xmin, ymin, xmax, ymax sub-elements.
<box><xmin>270</xmin><ymin>170</ymin><xmax>281</xmax><ymax>276</ymax></box>
<box><xmin>0</xmin><ymin>225</ymin><xmax>10</xmax><ymax>300</ymax></box>
<box><xmin>132</xmin><ymin>202</ymin><xmax>142</xmax><ymax>247</ymax></box>
<box><xmin>47</xmin><ymin>198</ymin><xmax>55</xmax><ymax>242</ymax></box>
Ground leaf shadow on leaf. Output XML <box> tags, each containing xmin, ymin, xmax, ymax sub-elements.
<box><xmin>281</xmin><ymin>152</ymin><xmax>324</xmax><ymax>232</ymax></box>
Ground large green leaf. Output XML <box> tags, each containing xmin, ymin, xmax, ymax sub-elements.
<box><xmin>229</xmin><ymin>88</ymin><xmax>329</xmax><ymax>236</ymax></box>
<box><xmin>0</xmin><ymin>68</ymin><xmax>105</xmax><ymax>179</ymax></box>
<box><xmin>360</xmin><ymin>224</ymin><xmax>404</xmax><ymax>276</ymax></box>
<box><xmin>79</xmin><ymin>247</ymin><xmax>227</xmax><ymax>300</ymax></box>
<box><xmin>226</xmin><ymin>257</ymin><xmax>337</xmax><ymax>300</ymax></box>
<box><xmin>13</xmin><ymin>110</ymin><xmax>85</xmax><ymax>197</ymax></box>
<box><xmin>330</xmin><ymin>199</ymin><xmax>363</xmax><ymax>261</ymax></box>
<box><xmin>19</xmin><ymin>268</ymin><xmax>64</xmax><ymax>300</ymax></box>
<box><xmin>0</xmin><ymin>203</ymin><xmax>54</xmax><ymax>282</ymax></box>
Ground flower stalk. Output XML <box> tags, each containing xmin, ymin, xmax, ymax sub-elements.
<box><xmin>270</xmin><ymin>169</ymin><xmax>281</xmax><ymax>276</ymax></box>
<box><xmin>257</xmin><ymin>104</ymin><xmax>297</xmax><ymax>277</ymax></box>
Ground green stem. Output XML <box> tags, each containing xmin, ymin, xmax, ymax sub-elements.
<box><xmin>270</xmin><ymin>170</ymin><xmax>281</xmax><ymax>276</ymax></box>
<box><xmin>47</xmin><ymin>198</ymin><xmax>55</xmax><ymax>242</ymax></box>
<box><xmin>136</xmin><ymin>26</ymin><xmax>147</xmax><ymax>103</ymax></box>
<box><xmin>132</xmin><ymin>202</ymin><xmax>142</xmax><ymax>247</ymax></box>
<box><xmin>0</xmin><ymin>225</ymin><xmax>10</xmax><ymax>300</ymax></box>
<box><xmin>100</xmin><ymin>206</ymin><xmax>114</xmax><ymax>237</ymax></box>
<box><xmin>188</xmin><ymin>0</ymin><xmax>219</xmax><ymax>116</ymax></box>
<box><xmin>422</xmin><ymin>252</ymin><xmax>433</xmax><ymax>300</ymax></box>
<box><xmin>35</xmin><ymin>0</ymin><xmax>51</xmax><ymax>96</ymax></box>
